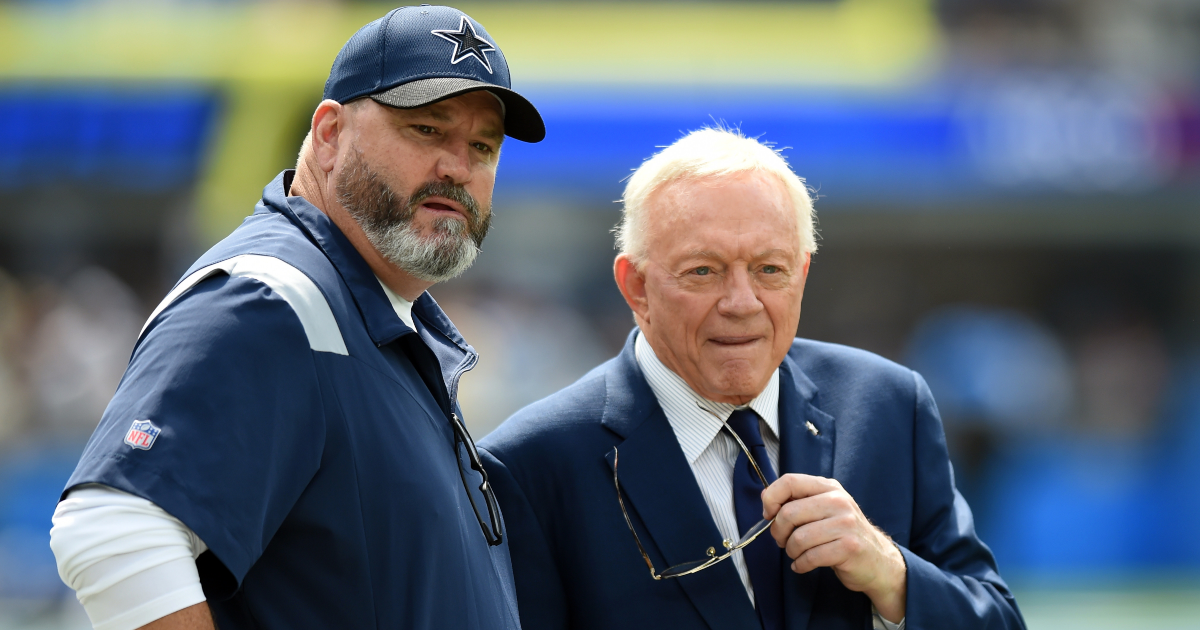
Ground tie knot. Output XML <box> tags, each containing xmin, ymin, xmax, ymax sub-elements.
<box><xmin>725</xmin><ymin>408</ymin><xmax>766</xmax><ymax>449</ymax></box>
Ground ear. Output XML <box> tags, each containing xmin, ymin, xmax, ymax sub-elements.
<box><xmin>311</xmin><ymin>99</ymin><xmax>347</xmax><ymax>174</ymax></box>
<box><xmin>800</xmin><ymin>250</ymin><xmax>811</xmax><ymax>280</ymax></box>
<box><xmin>614</xmin><ymin>254</ymin><xmax>650</xmax><ymax>323</ymax></box>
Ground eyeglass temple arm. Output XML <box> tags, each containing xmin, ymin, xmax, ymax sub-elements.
<box><xmin>698</xmin><ymin>404</ymin><xmax>770</xmax><ymax>488</ymax></box>
<box><xmin>611</xmin><ymin>448</ymin><xmax>663</xmax><ymax>581</ymax></box>
<box><xmin>452</xmin><ymin>414</ymin><xmax>504</xmax><ymax>544</ymax></box>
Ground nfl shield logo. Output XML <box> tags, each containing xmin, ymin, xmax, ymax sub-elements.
<box><xmin>124</xmin><ymin>420</ymin><xmax>161</xmax><ymax>450</ymax></box>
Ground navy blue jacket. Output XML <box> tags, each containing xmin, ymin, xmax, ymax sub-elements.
<box><xmin>479</xmin><ymin>331</ymin><xmax>1024</xmax><ymax>630</ymax></box>
<box><xmin>67</xmin><ymin>171</ymin><xmax>521</xmax><ymax>629</ymax></box>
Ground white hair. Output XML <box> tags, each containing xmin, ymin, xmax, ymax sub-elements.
<box><xmin>614</xmin><ymin>126</ymin><xmax>817</xmax><ymax>262</ymax></box>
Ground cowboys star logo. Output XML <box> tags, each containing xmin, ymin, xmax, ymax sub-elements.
<box><xmin>431</xmin><ymin>15</ymin><xmax>497</xmax><ymax>74</ymax></box>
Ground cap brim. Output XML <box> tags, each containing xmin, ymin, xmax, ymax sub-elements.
<box><xmin>369</xmin><ymin>77</ymin><xmax>545</xmax><ymax>143</ymax></box>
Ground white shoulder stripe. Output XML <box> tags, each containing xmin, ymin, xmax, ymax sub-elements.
<box><xmin>140</xmin><ymin>254</ymin><xmax>348</xmax><ymax>356</ymax></box>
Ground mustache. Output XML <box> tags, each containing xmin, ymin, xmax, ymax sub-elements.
<box><xmin>406</xmin><ymin>180</ymin><xmax>482</xmax><ymax>225</ymax></box>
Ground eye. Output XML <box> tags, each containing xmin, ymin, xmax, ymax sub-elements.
<box><xmin>693</xmin><ymin>266</ymin><xmax>711</xmax><ymax>276</ymax></box>
<box><xmin>414</xmin><ymin>125</ymin><xmax>438</xmax><ymax>135</ymax></box>
<box><xmin>762</xmin><ymin>265</ymin><xmax>779</xmax><ymax>274</ymax></box>
<box><xmin>471</xmin><ymin>141</ymin><xmax>494</xmax><ymax>154</ymax></box>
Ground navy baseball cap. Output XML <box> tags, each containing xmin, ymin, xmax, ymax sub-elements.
<box><xmin>324</xmin><ymin>5</ymin><xmax>545</xmax><ymax>143</ymax></box>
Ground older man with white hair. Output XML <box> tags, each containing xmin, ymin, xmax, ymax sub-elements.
<box><xmin>478</xmin><ymin>127</ymin><xmax>1025</xmax><ymax>630</ymax></box>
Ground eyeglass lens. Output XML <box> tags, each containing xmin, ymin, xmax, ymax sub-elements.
<box><xmin>612</xmin><ymin>443</ymin><xmax>776</xmax><ymax>580</ymax></box>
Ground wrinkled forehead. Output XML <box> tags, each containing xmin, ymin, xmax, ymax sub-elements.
<box><xmin>648</xmin><ymin>171</ymin><xmax>796</xmax><ymax>229</ymax></box>
<box><xmin>638</xmin><ymin>172</ymin><xmax>801</xmax><ymax>264</ymax></box>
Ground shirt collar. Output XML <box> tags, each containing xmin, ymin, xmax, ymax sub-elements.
<box><xmin>634</xmin><ymin>331</ymin><xmax>780</xmax><ymax>464</ymax></box>
<box><xmin>261</xmin><ymin>170</ymin><xmax>467</xmax><ymax>351</ymax></box>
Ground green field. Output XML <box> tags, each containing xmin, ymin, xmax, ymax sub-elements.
<box><xmin>1016</xmin><ymin>584</ymin><xmax>1200</xmax><ymax>629</ymax></box>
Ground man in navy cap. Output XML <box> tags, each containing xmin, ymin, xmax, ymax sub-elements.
<box><xmin>50</xmin><ymin>6</ymin><xmax>543</xmax><ymax>630</ymax></box>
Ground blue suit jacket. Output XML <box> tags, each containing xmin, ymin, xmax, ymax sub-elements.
<box><xmin>479</xmin><ymin>331</ymin><xmax>1024</xmax><ymax>630</ymax></box>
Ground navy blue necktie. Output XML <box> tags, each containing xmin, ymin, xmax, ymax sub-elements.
<box><xmin>726</xmin><ymin>408</ymin><xmax>783</xmax><ymax>630</ymax></box>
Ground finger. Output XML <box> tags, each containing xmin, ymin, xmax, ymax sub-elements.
<box><xmin>761</xmin><ymin>474</ymin><xmax>843</xmax><ymax>519</ymax></box>
<box><xmin>768</xmin><ymin>492</ymin><xmax>844</xmax><ymax>548</ymax></box>
<box><xmin>783</xmin><ymin>512</ymin><xmax>858</xmax><ymax>561</ymax></box>
<box><xmin>791</xmin><ymin>537</ymin><xmax>855</xmax><ymax>575</ymax></box>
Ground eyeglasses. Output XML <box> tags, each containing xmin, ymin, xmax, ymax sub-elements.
<box><xmin>451</xmin><ymin>412</ymin><xmax>504</xmax><ymax>546</ymax></box>
<box><xmin>612</xmin><ymin>409</ymin><xmax>775</xmax><ymax>579</ymax></box>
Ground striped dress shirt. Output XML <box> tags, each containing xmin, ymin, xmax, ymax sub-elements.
<box><xmin>633</xmin><ymin>333</ymin><xmax>904</xmax><ymax>630</ymax></box>
<box><xmin>634</xmin><ymin>331</ymin><xmax>781</xmax><ymax>603</ymax></box>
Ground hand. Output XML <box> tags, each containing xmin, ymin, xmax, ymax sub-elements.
<box><xmin>761</xmin><ymin>474</ymin><xmax>907</xmax><ymax>623</ymax></box>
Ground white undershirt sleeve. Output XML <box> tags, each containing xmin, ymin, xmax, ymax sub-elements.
<box><xmin>50</xmin><ymin>484</ymin><xmax>209</xmax><ymax>630</ymax></box>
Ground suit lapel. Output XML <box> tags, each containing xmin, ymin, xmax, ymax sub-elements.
<box><xmin>601</xmin><ymin>333</ymin><xmax>761</xmax><ymax>630</ymax></box>
<box><xmin>776</xmin><ymin>357</ymin><xmax>837</xmax><ymax>630</ymax></box>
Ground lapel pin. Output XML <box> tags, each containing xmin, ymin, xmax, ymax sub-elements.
<box><xmin>805</xmin><ymin>421</ymin><xmax>820</xmax><ymax>436</ymax></box>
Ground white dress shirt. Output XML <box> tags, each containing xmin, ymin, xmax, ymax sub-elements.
<box><xmin>633</xmin><ymin>332</ymin><xmax>903</xmax><ymax>630</ymax></box>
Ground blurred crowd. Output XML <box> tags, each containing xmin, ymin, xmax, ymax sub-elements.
<box><xmin>3</xmin><ymin>248</ymin><xmax>1198</xmax><ymax>600</ymax></box>
<box><xmin>0</xmin><ymin>266</ymin><xmax>146</xmax><ymax>622</ymax></box>
<box><xmin>906</xmin><ymin>299</ymin><xmax>1200</xmax><ymax>573</ymax></box>
<box><xmin>0</xmin><ymin>267</ymin><xmax>141</xmax><ymax>442</ymax></box>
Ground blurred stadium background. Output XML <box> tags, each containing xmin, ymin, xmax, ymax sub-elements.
<box><xmin>1</xmin><ymin>0</ymin><xmax>1198</xmax><ymax>627</ymax></box>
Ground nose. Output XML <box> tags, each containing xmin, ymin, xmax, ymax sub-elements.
<box><xmin>716</xmin><ymin>266</ymin><xmax>763</xmax><ymax>319</ymax></box>
<box><xmin>434</xmin><ymin>144</ymin><xmax>472</xmax><ymax>185</ymax></box>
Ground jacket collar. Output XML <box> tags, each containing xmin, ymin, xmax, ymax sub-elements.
<box><xmin>599</xmin><ymin>330</ymin><xmax>664</xmax><ymax>440</ymax></box>
<box><xmin>259</xmin><ymin>170</ymin><xmax>475</xmax><ymax>359</ymax></box>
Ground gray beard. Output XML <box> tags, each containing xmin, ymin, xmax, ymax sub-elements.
<box><xmin>335</xmin><ymin>146</ymin><xmax>490</xmax><ymax>283</ymax></box>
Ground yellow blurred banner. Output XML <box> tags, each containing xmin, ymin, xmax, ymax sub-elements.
<box><xmin>0</xmin><ymin>0</ymin><xmax>938</xmax><ymax>243</ymax></box>
<box><xmin>0</xmin><ymin>0</ymin><xmax>936</xmax><ymax>86</ymax></box>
